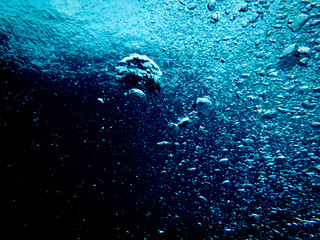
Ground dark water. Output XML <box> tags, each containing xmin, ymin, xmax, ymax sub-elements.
<box><xmin>1</xmin><ymin>1</ymin><xmax>320</xmax><ymax>239</ymax></box>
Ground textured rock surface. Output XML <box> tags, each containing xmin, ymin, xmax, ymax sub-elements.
<box><xmin>288</xmin><ymin>13</ymin><xmax>310</xmax><ymax>32</ymax></box>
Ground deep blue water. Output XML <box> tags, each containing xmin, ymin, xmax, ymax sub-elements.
<box><xmin>1</xmin><ymin>0</ymin><xmax>320</xmax><ymax>239</ymax></box>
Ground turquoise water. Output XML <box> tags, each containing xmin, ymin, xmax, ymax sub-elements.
<box><xmin>1</xmin><ymin>0</ymin><xmax>320</xmax><ymax>239</ymax></box>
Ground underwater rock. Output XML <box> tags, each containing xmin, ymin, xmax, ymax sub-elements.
<box><xmin>177</xmin><ymin>115</ymin><xmax>200</xmax><ymax>129</ymax></box>
<box><xmin>280</xmin><ymin>44</ymin><xmax>298</xmax><ymax>59</ymax></box>
<box><xmin>116</xmin><ymin>53</ymin><xmax>162</xmax><ymax>97</ymax></box>
<box><xmin>311</xmin><ymin>183</ymin><xmax>320</xmax><ymax>190</ymax></box>
<box><xmin>221</xmin><ymin>180</ymin><xmax>231</xmax><ymax>187</ymax></box>
<box><xmin>299</xmin><ymin>57</ymin><xmax>309</xmax><ymax>65</ymax></box>
<box><xmin>97</xmin><ymin>98</ymin><xmax>104</xmax><ymax>104</ymax></box>
<box><xmin>194</xmin><ymin>96</ymin><xmax>214</xmax><ymax>116</ymax></box>
<box><xmin>166</xmin><ymin>122</ymin><xmax>180</xmax><ymax>135</ymax></box>
<box><xmin>198</xmin><ymin>196</ymin><xmax>208</xmax><ymax>203</ymax></box>
<box><xmin>278</xmin><ymin>44</ymin><xmax>310</xmax><ymax>70</ymax></box>
<box><xmin>210</xmin><ymin>13</ymin><xmax>220</xmax><ymax>23</ymax></box>
<box><xmin>125</xmin><ymin>88</ymin><xmax>147</xmax><ymax>102</ymax></box>
<box><xmin>310</xmin><ymin>19</ymin><xmax>320</xmax><ymax>27</ymax></box>
<box><xmin>187</xmin><ymin>167</ymin><xmax>197</xmax><ymax>172</ymax></box>
<box><xmin>262</xmin><ymin>110</ymin><xmax>278</xmax><ymax>119</ymax></box>
<box><xmin>302</xmin><ymin>99</ymin><xmax>317</xmax><ymax>109</ymax></box>
<box><xmin>288</xmin><ymin>14</ymin><xmax>309</xmax><ymax>32</ymax></box>
<box><xmin>156</xmin><ymin>141</ymin><xmax>171</xmax><ymax>147</ymax></box>
<box><xmin>313</xmin><ymin>87</ymin><xmax>320</xmax><ymax>93</ymax></box>
<box><xmin>298</xmin><ymin>46</ymin><xmax>311</xmax><ymax>55</ymax></box>
<box><xmin>117</xmin><ymin>54</ymin><xmax>162</xmax><ymax>76</ymax></box>
<box><xmin>277</xmin><ymin>107</ymin><xmax>291</xmax><ymax>113</ymax></box>
<box><xmin>298</xmin><ymin>85</ymin><xmax>311</xmax><ymax>93</ymax></box>
<box><xmin>168</xmin><ymin>96</ymin><xmax>214</xmax><ymax>135</ymax></box>
<box><xmin>250</xmin><ymin>213</ymin><xmax>261</xmax><ymax>222</ymax></box>
<box><xmin>207</xmin><ymin>0</ymin><xmax>216</xmax><ymax>11</ymax></box>
<box><xmin>239</xmin><ymin>3</ymin><xmax>249</xmax><ymax>12</ymax></box>
<box><xmin>219</xmin><ymin>158</ymin><xmax>229</xmax><ymax>165</ymax></box>
<box><xmin>187</xmin><ymin>3</ymin><xmax>197</xmax><ymax>10</ymax></box>
<box><xmin>311</xmin><ymin>121</ymin><xmax>320</xmax><ymax>128</ymax></box>
<box><xmin>249</xmin><ymin>13</ymin><xmax>259</xmax><ymax>23</ymax></box>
